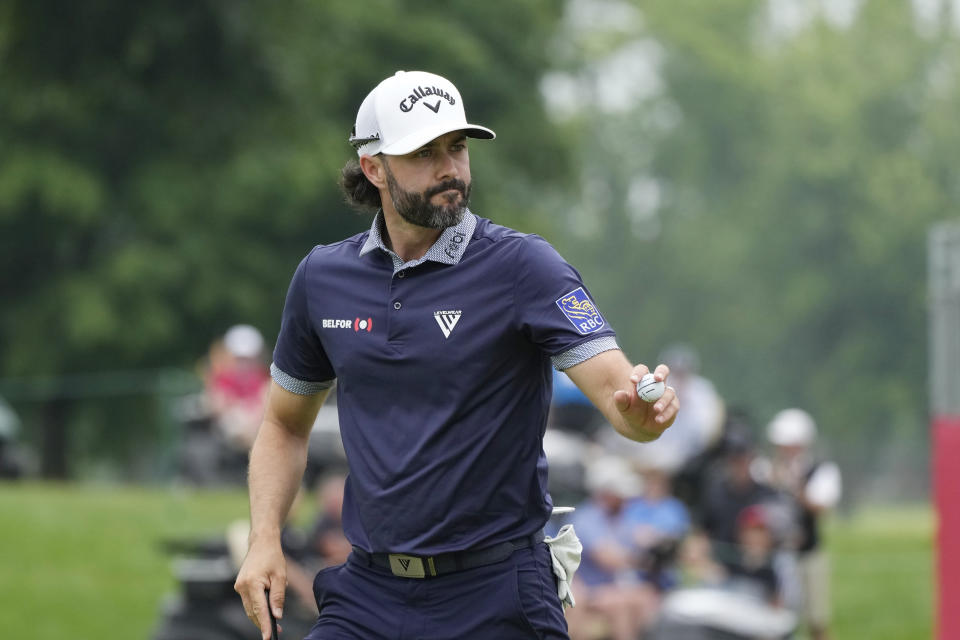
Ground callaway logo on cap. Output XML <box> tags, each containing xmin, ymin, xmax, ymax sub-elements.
<box><xmin>349</xmin><ymin>70</ymin><xmax>495</xmax><ymax>156</ymax></box>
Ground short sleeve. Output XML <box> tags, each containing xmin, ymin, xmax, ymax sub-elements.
<box><xmin>804</xmin><ymin>461</ymin><xmax>842</xmax><ymax>509</ymax></box>
<box><xmin>271</xmin><ymin>250</ymin><xmax>335</xmax><ymax>394</ymax></box>
<box><xmin>513</xmin><ymin>235</ymin><xmax>618</xmax><ymax>367</ymax></box>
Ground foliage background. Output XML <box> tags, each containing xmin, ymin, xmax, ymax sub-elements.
<box><xmin>544</xmin><ymin>0</ymin><xmax>960</xmax><ymax>501</ymax></box>
<box><xmin>3</xmin><ymin>0</ymin><xmax>954</xmax><ymax>499</ymax></box>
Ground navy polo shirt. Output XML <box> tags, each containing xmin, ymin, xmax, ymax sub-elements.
<box><xmin>272</xmin><ymin>211</ymin><xmax>619</xmax><ymax>555</ymax></box>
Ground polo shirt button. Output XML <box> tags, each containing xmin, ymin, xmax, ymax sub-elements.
<box><xmin>398</xmin><ymin>271</ymin><xmax>406</xmax><ymax>278</ymax></box>
<box><xmin>394</xmin><ymin>301</ymin><xmax>402</xmax><ymax>310</ymax></box>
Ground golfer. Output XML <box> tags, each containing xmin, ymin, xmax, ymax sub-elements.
<box><xmin>234</xmin><ymin>70</ymin><xmax>679</xmax><ymax>639</ymax></box>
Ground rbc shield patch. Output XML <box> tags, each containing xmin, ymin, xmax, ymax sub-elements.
<box><xmin>556</xmin><ymin>287</ymin><xmax>605</xmax><ymax>335</ymax></box>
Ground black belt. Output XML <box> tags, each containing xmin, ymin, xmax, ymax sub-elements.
<box><xmin>351</xmin><ymin>530</ymin><xmax>544</xmax><ymax>579</ymax></box>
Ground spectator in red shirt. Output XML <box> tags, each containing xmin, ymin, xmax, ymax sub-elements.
<box><xmin>206</xmin><ymin>324</ymin><xmax>270</xmax><ymax>450</ymax></box>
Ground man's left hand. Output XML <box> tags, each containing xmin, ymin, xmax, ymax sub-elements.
<box><xmin>612</xmin><ymin>363</ymin><xmax>678</xmax><ymax>441</ymax></box>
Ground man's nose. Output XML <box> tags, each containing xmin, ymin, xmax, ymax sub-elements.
<box><xmin>434</xmin><ymin>150</ymin><xmax>459</xmax><ymax>181</ymax></box>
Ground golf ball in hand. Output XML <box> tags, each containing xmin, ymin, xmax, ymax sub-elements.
<box><xmin>636</xmin><ymin>373</ymin><xmax>665</xmax><ymax>403</ymax></box>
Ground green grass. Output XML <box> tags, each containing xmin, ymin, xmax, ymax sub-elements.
<box><xmin>0</xmin><ymin>483</ymin><xmax>250</xmax><ymax>639</ymax></box>
<box><xmin>0</xmin><ymin>484</ymin><xmax>935</xmax><ymax>639</ymax></box>
<box><xmin>828</xmin><ymin>505</ymin><xmax>934</xmax><ymax>640</ymax></box>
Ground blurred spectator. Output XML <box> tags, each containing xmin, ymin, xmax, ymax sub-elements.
<box><xmin>676</xmin><ymin>530</ymin><xmax>725</xmax><ymax>588</ymax></box>
<box><xmin>721</xmin><ymin>504</ymin><xmax>784</xmax><ymax>606</ymax></box>
<box><xmin>549</xmin><ymin>370</ymin><xmax>606</xmax><ymax>437</ymax></box>
<box><xmin>308</xmin><ymin>472</ymin><xmax>352</xmax><ymax>567</ymax></box>
<box><xmin>566</xmin><ymin>456</ymin><xmax>658</xmax><ymax>640</ymax></box>
<box><xmin>656</xmin><ymin>505</ymin><xmax>799</xmax><ymax>640</ymax></box>
<box><xmin>176</xmin><ymin>324</ymin><xmax>271</xmax><ymax>485</ymax></box>
<box><xmin>205</xmin><ymin>324</ymin><xmax>270</xmax><ymax>451</ymax></box>
<box><xmin>681</xmin><ymin>503</ymin><xmax>785</xmax><ymax>605</ymax></box>
<box><xmin>699</xmin><ymin>427</ymin><xmax>778</xmax><ymax>548</ymax></box>
<box><xmin>676</xmin><ymin>407</ymin><xmax>755</xmax><ymax>524</ymax></box>
<box><xmin>543</xmin><ymin>425</ymin><xmax>595</xmax><ymax>508</ymax></box>
<box><xmin>766</xmin><ymin>409</ymin><xmax>842</xmax><ymax>640</ymax></box>
<box><xmin>0</xmin><ymin>396</ymin><xmax>30</xmax><ymax>479</ymax></box>
<box><xmin>624</xmin><ymin>459</ymin><xmax>690</xmax><ymax>592</ymax></box>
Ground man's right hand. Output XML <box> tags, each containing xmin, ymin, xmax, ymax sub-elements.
<box><xmin>234</xmin><ymin>538</ymin><xmax>287</xmax><ymax>639</ymax></box>
<box><xmin>237</xmin><ymin>382</ymin><xmax>330</xmax><ymax>637</ymax></box>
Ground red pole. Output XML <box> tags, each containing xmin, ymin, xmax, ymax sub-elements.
<box><xmin>935</xmin><ymin>415</ymin><xmax>960</xmax><ymax>640</ymax></box>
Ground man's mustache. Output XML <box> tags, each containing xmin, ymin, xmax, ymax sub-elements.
<box><xmin>425</xmin><ymin>179</ymin><xmax>469</xmax><ymax>199</ymax></box>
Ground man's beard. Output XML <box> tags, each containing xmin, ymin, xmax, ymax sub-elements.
<box><xmin>382</xmin><ymin>161</ymin><xmax>471</xmax><ymax>229</ymax></box>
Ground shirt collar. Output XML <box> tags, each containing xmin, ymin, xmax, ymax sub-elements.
<box><xmin>359</xmin><ymin>210</ymin><xmax>478</xmax><ymax>272</ymax></box>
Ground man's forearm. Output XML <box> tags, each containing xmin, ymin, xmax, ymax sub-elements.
<box><xmin>247</xmin><ymin>418</ymin><xmax>311</xmax><ymax>542</ymax></box>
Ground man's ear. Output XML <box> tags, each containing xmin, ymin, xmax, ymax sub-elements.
<box><xmin>359</xmin><ymin>155</ymin><xmax>388</xmax><ymax>190</ymax></box>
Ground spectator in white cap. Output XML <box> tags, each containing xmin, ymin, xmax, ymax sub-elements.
<box><xmin>766</xmin><ymin>408</ymin><xmax>841</xmax><ymax>640</ymax></box>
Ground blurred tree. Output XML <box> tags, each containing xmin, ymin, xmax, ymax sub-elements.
<box><xmin>0</xmin><ymin>0</ymin><xmax>572</xmax><ymax>477</ymax></box>
<box><xmin>548</xmin><ymin>0</ymin><xmax>960</xmax><ymax>499</ymax></box>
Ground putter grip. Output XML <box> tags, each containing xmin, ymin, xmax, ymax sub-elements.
<box><xmin>267</xmin><ymin>590</ymin><xmax>279</xmax><ymax>639</ymax></box>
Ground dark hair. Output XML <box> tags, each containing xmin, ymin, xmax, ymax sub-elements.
<box><xmin>339</xmin><ymin>159</ymin><xmax>382</xmax><ymax>212</ymax></box>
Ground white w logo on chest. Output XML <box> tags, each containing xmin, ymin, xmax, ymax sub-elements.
<box><xmin>433</xmin><ymin>310</ymin><xmax>462</xmax><ymax>339</ymax></box>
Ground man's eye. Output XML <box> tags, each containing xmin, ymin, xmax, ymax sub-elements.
<box><xmin>416</xmin><ymin>149</ymin><xmax>432</xmax><ymax>158</ymax></box>
<box><xmin>451</xmin><ymin>143</ymin><xmax>466</xmax><ymax>152</ymax></box>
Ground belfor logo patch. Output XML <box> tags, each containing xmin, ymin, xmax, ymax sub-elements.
<box><xmin>556</xmin><ymin>287</ymin><xmax>605</xmax><ymax>335</ymax></box>
<box><xmin>322</xmin><ymin>317</ymin><xmax>374</xmax><ymax>333</ymax></box>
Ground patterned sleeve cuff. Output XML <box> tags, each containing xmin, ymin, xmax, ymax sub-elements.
<box><xmin>270</xmin><ymin>362</ymin><xmax>335</xmax><ymax>395</ymax></box>
<box><xmin>551</xmin><ymin>336</ymin><xmax>621</xmax><ymax>371</ymax></box>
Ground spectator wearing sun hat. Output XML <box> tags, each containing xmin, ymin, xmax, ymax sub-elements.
<box><xmin>766</xmin><ymin>408</ymin><xmax>841</xmax><ymax>640</ymax></box>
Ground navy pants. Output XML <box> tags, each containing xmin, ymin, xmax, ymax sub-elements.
<box><xmin>304</xmin><ymin>541</ymin><xmax>569</xmax><ymax>639</ymax></box>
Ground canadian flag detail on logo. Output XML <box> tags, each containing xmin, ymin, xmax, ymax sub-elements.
<box><xmin>433</xmin><ymin>310</ymin><xmax>461</xmax><ymax>339</ymax></box>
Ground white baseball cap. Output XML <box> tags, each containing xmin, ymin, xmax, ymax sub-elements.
<box><xmin>349</xmin><ymin>70</ymin><xmax>495</xmax><ymax>157</ymax></box>
<box><xmin>767</xmin><ymin>408</ymin><xmax>817</xmax><ymax>446</ymax></box>
<box><xmin>223</xmin><ymin>324</ymin><xmax>265</xmax><ymax>359</ymax></box>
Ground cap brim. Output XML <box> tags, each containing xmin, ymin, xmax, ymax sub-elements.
<box><xmin>379</xmin><ymin>122</ymin><xmax>495</xmax><ymax>156</ymax></box>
